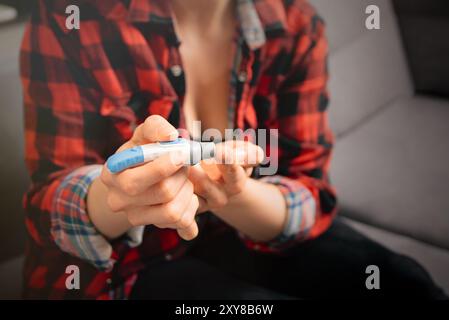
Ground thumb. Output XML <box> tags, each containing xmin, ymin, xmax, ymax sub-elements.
<box><xmin>132</xmin><ymin>115</ymin><xmax>178</xmax><ymax>145</ymax></box>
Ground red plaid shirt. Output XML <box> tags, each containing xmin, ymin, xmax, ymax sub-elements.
<box><xmin>21</xmin><ymin>0</ymin><xmax>337</xmax><ymax>299</ymax></box>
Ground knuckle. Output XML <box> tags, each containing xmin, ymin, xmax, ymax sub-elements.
<box><xmin>153</xmin><ymin>163</ymin><xmax>169</xmax><ymax>179</ymax></box>
<box><xmin>100</xmin><ymin>168</ymin><xmax>112</xmax><ymax>186</ymax></box>
<box><xmin>217</xmin><ymin>197</ymin><xmax>228</xmax><ymax>208</ymax></box>
<box><xmin>178</xmin><ymin>215</ymin><xmax>192</xmax><ymax>230</ymax></box>
<box><xmin>228</xmin><ymin>182</ymin><xmax>244</xmax><ymax>195</ymax></box>
<box><xmin>120</xmin><ymin>180</ymin><xmax>139</xmax><ymax>196</ymax></box>
<box><xmin>215</xmin><ymin>196</ymin><xmax>228</xmax><ymax>208</ymax></box>
<box><xmin>157</xmin><ymin>180</ymin><xmax>176</xmax><ymax>202</ymax></box>
<box><xmin>126</xmin><ymin>213</ymin><xmax>140</xmax><ymax>227</ymax></box>
<box><xmin>106</xmin><ymin>194</ymin><xmax>122</xmax><ymax>212</ymax></box>
<box><xmin>164</xmin><ymin>203</ymin><xmax>182</xmax><ymax>224</ymax></box>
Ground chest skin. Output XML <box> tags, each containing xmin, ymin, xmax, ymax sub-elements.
<box><xmin>172</xmin><ymin>8</ymin><xmax>236</xmax><ymax>139</ymax></box>
<box><xmin>180</xmin><ymin>35</ymin><xmax>233</xmax><ymax>139</ymax></box>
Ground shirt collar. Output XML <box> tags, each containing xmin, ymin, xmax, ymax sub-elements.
<box><xmin>98</xmin><ymin>0</ymin><xmax>287</xmax><ymax>49</ymax></box>
<box><xmin>251</xmin><ymin>0</ymin><xmax>288</xmax><ymax>37</ymax></box>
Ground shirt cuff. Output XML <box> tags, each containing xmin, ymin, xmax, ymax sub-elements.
<box><xmin>51</xmin><ymin>165</ymin><xmax>144</xmax><ymax>271</ymax></box>
<box><xmin>247</xmin><ymin>175</ymin><xmax>317</xmax><ymax>249</ymax></box>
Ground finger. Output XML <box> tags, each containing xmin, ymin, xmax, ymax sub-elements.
<box><xmin>216</xmin><ymin>163</ymin><xmax>248</xmax><ymax>194</ymax></box>
<box><xmin>197</xmin><ymin>196</ymin><xmax>209</xmax><ymax>214</ymax></box>
<box><xmin>177</xmin><ymin>221</ymin><xmax>199</xmax><ymax>241</ymax></box>
<box><xmin>131</xmin><ymin>115</ymin><xmax>179</xmax><ymax>144</ymax></box>
<box><xmin>126</xmin><ymin>179</ymin><xmax>193</xmax><ymax>227</ymax></box>
<box><xmin>200</xmin><ymin>160</ymin><xmax>222</xmax><ymax>180</ymax></box>
<box><xmin>104</xmin><ymin>151</ymin><xmax>187</xmax><ymax>196</ymax></box>
<box><xmin>176</xmin><ymin>194</ymin><xmax>200</xmax><ymax>230</ymax></box>
<box><xmin>106</xmin><ymin>168</ymin><xmax>188</xmax><ymax>211</ymax></box>
<box><xmin>113</xmin><ymin>116</ymin><xmax>179</xmax><ymax>154</ymax></box>
<box><xmin>189</xmin><ymin>165</ymin><xmax>228</xmax><ymax>208</ymax></box>
<box><xmin>214</xmin><ymin>140</ymin><xmax>264</xmax><ymax>167</ymax></box>
<box><xmin>154</xmin><ymin>194</ymin><xmax>200</xmax><ymax>229</ymax></box>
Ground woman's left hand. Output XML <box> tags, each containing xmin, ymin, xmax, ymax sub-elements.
<box><xmin>188</xmin><ymin>140</ymin><xmax>265</xmax><ymax>213</ymax></box>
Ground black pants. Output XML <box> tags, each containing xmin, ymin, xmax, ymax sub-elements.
<box><xmin>130</xmin><ymin>218</ymin><xmax>447</xmax><ymax>299</ymax></box>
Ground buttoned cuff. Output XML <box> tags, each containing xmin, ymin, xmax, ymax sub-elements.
<box><xmin>51</xmin><ymin>165</ymin><xmax>144</xmax><ymax>271</ymax></box>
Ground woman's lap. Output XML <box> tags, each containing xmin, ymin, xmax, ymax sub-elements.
<box><xmin>131</xmin><ymin>218</ymin><xmax>447</xmax><ymax>299</ymax></box>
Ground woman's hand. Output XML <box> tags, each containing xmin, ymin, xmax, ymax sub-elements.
<box><xmin>90</xmin><ymin>115</ymin><xmax>200</xmax><ymax>241</ymax></box>
<box><xmin>188</xmin><ymin>140</ymin><xmax>264</xmax><ymax>213</ymax></box>
<box><xmin>189</xmin><ymin>140</ymin><xmax>287</xmax><ymax>242</ymax></box>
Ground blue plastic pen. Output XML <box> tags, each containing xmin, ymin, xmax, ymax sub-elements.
<box><xmin>106</xmin><ymin>138</ymin><xmax>216</xmax><ymax>174</ymax></box>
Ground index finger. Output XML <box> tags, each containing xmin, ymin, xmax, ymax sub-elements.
<box><xmin>102</xmin><ymin>151</ymin><xmax>187</xmax><ymax>194</ymax></box>
<box><xmin>214</xmin><ymin>140</ymin><xmax>265</xmax><ymax>167</ymax></box>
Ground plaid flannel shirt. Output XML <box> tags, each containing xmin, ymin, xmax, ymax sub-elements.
<box><xmin>21</xmin><ymin>0</ymin><xmax>337</xmax><ymax>299</ymax></box>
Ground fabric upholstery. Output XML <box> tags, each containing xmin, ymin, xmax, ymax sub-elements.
<box><xmin>332</xmin><ymin>96</ymin><xmax>449</xmax><ymax>249</ymax></box>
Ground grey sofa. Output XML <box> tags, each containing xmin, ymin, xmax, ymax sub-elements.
<box><xmin>0</xmin><ymin>0</ymin><xmax>448</xmax><ymax>298</ymax></box>
<box><xmin>311</xmin><ymin>0</ymin><xmax>449</xmax><ymax>293</ymax></box>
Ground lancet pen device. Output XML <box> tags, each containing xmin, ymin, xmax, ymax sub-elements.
<box><xmin>106</xmin><ymin>138</ymin><xmax>215</xmax><ymax>174</ymax></box>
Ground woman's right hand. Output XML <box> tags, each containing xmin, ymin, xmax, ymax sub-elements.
<box><xmin>91</xmin><ymin>115</ymin><xmax>200</xmax><ymax>241</ymax></box>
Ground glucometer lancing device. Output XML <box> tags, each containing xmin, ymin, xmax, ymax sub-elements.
<box><xmin>106</xmin><ymin>138</ymin><xmax>216</xmax><ymax>174</ymax></box>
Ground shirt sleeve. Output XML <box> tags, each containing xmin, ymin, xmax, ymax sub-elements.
<box><xmin>260</xmin><ymin>176</ymin><xmax>316</xmax><ymax>242</ymax></box>
<box><xmin>241</xmin><ymin>12</ymin><xmax>337</xmax><ymax>252</ymax></box>
<box><xmin>51</xmin><ymin>165</ymin><xmax>144</xmax><ymax>271</ymax></box>
<box><xmin>21</xmin><ymin>4</ymin><xmax>135</xmax><ymax>266</ymax></box>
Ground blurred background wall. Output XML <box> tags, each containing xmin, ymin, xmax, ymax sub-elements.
<box><xmin>0</xmin><ymin>0</ymin><xmax>29</xmax><ymax>261</ymax></box>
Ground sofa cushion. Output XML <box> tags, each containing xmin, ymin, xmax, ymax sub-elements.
<box><xmin>396</xmin><ymin>15</ymin><xmax>449</xmax><ymax>98</ymax></box>
<box><xmin>332</xmin><ymin>96</ymin><xmax>449</xmax><ymax>249</ymax></box>
<box><xmin>310</xmin><ymin>0</ymin><xmax>369</xmax><ymax>53</ymax></box>
<box><xmin>344</xmin><ymin>218</ymin><xmax>449</xmax><ymax>295</ymax></box>
<box><xmin>310</xmin><ymin>0</ymin><xmax>413</xmax><ymax>136</ymax></box>
<box><xmin>394</xmin><ymin>0</ymin><xmax>449</xmax><ymax>97</ymax></box>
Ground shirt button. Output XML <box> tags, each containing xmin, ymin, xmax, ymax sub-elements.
<box><xmin>106</xmin><ymin>278</ymin><xmax>112</xmax><ymax>285</ymax></box>
<box><xmin>165</xmin><ymin>253</ymin><xmax>173</xmax><ymax>261</ymax></box>
<box><xmin>238</xmin><ymin>71</ymin><xmax>247</xmax><ymax>82</ymax></box>
<box><xmin>170</xmin><ymin>65</ymin><xmax>183</xmax><ymax>77</ymax></box>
